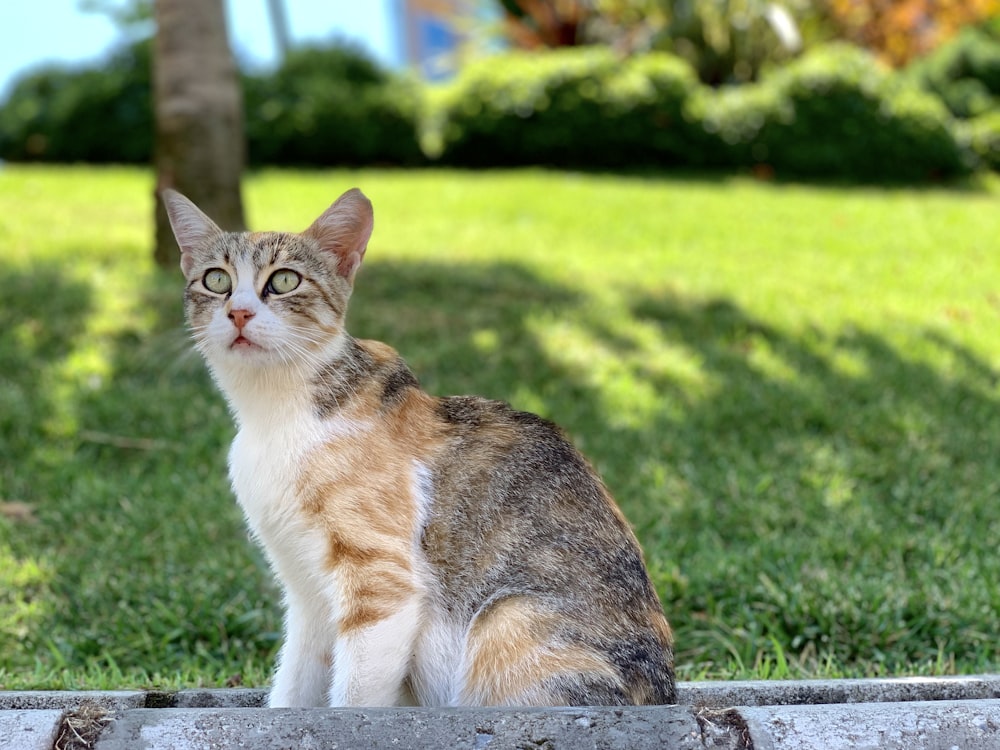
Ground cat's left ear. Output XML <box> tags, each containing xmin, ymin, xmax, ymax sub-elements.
<box><xmin>302</xmin><ymin>188</ymin><xmax>374</xmax><ymax>284</ymax></box>
<box><xmin>161</xmin><ymin>189</ymin><xmax>223</xmax><ymax>276</ymax></box>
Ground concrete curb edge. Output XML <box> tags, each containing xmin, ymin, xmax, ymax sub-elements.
<box><xmin>2</xmin><ymin>675</ymin><xmax>999</xmax><ymax>749</ymax></box>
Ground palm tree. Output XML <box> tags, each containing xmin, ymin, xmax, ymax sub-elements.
<box><xmin>152</xmin><ymin>0</ymin><xmax>246</xmax><ymax>267</ymax></box>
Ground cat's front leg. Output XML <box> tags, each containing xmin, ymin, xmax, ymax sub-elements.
<box><xmin>329</xmin><ymin>594</ymin><xmax>423</xmax><ymax>707</ymax></box>
<box><xmin>269</xmin><ymin>592</ymin><xmax>335</xmax><ymax>707</ymax></box>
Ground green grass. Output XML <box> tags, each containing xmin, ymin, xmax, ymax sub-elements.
<box><xmin>2</xmin><ymin>165</ymin><xmax>999</xmax><ymax>690</ymax></box>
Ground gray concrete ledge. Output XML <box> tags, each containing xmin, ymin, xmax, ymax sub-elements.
<box><xmin>0</xmin><ymin>710</ymin><xmax>63</xmax><ymax>750</ymax></box>
<box><xmin>96</xmin><ymin>706</ymin><xmax>709</xmax><ymax>750</ymax></box>
<box><xmin>0</xmin><ymin>690</ymin><xmax>147</xmax><ymax>712</ymax></box>
<box><xmin>740</xmin><ymin>700</ymin><xmax>1000</xmax><ymax>750</ymax></box>
<box><xmin>6</xmin><ymin>674</ymin><xmax>999</xmax><ymax>713</ymax></box>
<box><xmin>681</xmin><ymin>673</ymin><xmax>1000</xmax><ymax>708</ymax></box>
<box><xmin>4</xmin><ymin>676</ymin><xmax>1000</xmax><ymax>749</ymax></box>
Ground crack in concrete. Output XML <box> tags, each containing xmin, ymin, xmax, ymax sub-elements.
<box><xmin>142</xmin><ymin>692</ymin><xmax>177</xmax><ymax>709</ymax></box>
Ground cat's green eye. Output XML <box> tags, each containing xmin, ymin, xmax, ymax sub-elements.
<box><xmin>267</xmin><ymin>270</ymin><xmax>301</xmax><ymax>295</ymax></box>
<box><xmin>203</xmin><ymin>269</ymin><xmax>232</xmax><ymax>294</ymax></box>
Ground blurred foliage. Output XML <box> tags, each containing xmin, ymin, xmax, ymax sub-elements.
<box><xmin>905</xmin><ymin>21</ymin><xmax>1000</xmax><ymax>119</ymax></box>
<box><xmin>497</xmin><ymin>0</ymin><xmax>592</xmax><ymax>47</ymax></box>
<box><xmin>495</xmin><ymin>0</ymin><xmax>668</xmax><ymax>52</ymax></box>
<box><xmin>437</xmin><ymin>42</ymin><xmax>975</xmax><ymax>179</ymax></box>
<box><xmin>436</xmin><ymin>46</ymin><xmax>703</xmax><ymax>167</ymax></box>
<box><xmin>0</xmin><ymin>40</ymin><xmax>422</xmax><ymax>167</ymax></box>
<box><xmin>825</xmin><ymin>0</ymin><xmax>1000</xmax><ymax>67</ymax></box>
<box><xmin>0</xmin><ymin>41</ymin><xmax>153</xmax><ymax>163</ymax></box>
<box><xmin>664</xmin><ymin>0</ymin><xmax>812</xmax><ymax>85</ymax></box>
<box><xmin>0</xmin><ymin>15</ymin><xmax>994</xmax><ymax>179</ymax></box>
<box><xmin>693</xmin><ymin>43</ymin><xmax>970</xmax><ymax>179</ymax></box>
<box><xmin>490</xmin><ymin>0</ymin><xmax>999</xmax><ymax>85</ymax></box>
<box><xmin>243</xmin><ymin>43</ymin><xmax>424</xmax><ymax>166</ymax></box>
<box><xmin>493</xmin><ymin>0</ymin><xmax>818</xmax><ymax>84</ymax></box>
<box><xmin>79</xmin><ymin>0</ymin><xmax>153</xmax><ymax>29</ymax></box>
<box><xmin>964</xmin><ymin>110</ymin><xmax>1000</xmax><ymax>169</ymax></box>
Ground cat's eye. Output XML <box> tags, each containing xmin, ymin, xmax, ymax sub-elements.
<box><xmin>203</xmin><ymin>269</ymin><xmax>232</xmax><ymax>294</ymax></box>
<box><xmin>267</xmin><ymin>270</ymin><xmax>301</xmax><ymax>295</ymax></box>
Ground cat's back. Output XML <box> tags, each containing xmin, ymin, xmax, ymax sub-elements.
<box><xmin>418</xmin><ymin>394</ymin><xmax>676</xmax><ymax>706</ymax></box>
<box><xmin>422</xmin><ymin>393</ymin><xmax>660</xmax><ymax>614</ymax></box>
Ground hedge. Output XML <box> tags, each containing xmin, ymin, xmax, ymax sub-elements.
<box><xmin>0</xmin><ymin>42</ymin><xmax>153</xmax><ymax>163</ymax></box>
<box><xmin>965</xmin><ymin>110</ymin><xmax>1000</xmax><ymax>170</ymax></box>
<box><xmin>436</xmin><ymin>47</ymin><xmax>704</xmax><ymax>168</ymax></box>
<box><xmin>0</xmin><ymin>37</ymin><xmax>992</xmax><ymax>179</ymax></box>
<box><xmin>696</xmin><ymin>44</ymin><xmax>972</xmax><ymax>180</ymax></box>
<box><xmin>436</xmin><ymin>43</ymin><xmax>975</xmax><ymax>179</ymax></box>
<box><xmin>243</xmin><ymin>44</ymin><xmax>424</xmax><ymax>166</ymax></box>
<box><xmin>0</xmin><ymin>41</ymin><xmax>423</xmax><ymax>167</ymax></box>
<box><xmin>906</xmin><ymin>22</ymin><xmax>1000</xmax><ymax>119</ymax></box>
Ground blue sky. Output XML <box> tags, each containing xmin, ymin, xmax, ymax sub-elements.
<box><xmin>0</xmin><ymin>1</ymin><xmax>398</xmax><ymax>99</ymax></box>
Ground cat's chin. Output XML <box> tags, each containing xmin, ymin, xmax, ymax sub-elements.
<box><xmin>210</xmin><ymin>340</ymin><xmax>314</xmax><ymax>374</ymax></box>
<box><xmin>201</xmin><ymin>338</ymin><xmax>272</xmax><ymax>369</ymax></box>
<box><xmin>223</xmin><ymin>343</ymin><xmax>275</xmax><ymax>364</ymax></box>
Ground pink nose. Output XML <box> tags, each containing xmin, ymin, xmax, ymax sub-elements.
<box><xmin>229</xmin><ymin>309</ymin><xmax>255</xmax><ymax>329</ymax></box>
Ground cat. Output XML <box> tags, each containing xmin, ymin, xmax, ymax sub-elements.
<box><xmin>161</xmin><ymin>186</ymin><xmax>676</xmax><ymax>708</ymax></box>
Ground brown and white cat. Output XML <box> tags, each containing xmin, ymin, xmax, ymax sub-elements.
<box><xmin>162</xmin><ymin>187</ymin><xmax>675</xmax><ymax>708</ymax></box>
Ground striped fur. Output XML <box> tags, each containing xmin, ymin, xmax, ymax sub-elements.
<box><xmin>162</xmin><ymin>187</ymin><xmax>676</xmax><ymax>708</ymax></box>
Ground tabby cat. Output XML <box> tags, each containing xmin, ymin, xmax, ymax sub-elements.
<box><xmin>162</xmin><ymin>187</ymin><xmax>675</xmax><ymax>708</ymax></box>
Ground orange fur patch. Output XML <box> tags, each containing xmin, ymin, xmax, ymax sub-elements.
<box><xmin>651</xmin><ymin>609</ymin><xmax>674</xmax><ymax>649</ymax></box>
<box><xmin>462</xmin><ymin>596</ymin><xmax>622</xmax><ymax>705</ymax></box>
<box><xmin>297</xmin><ymin>383</ymin><xmax>444</xmax><ymax>636</ymax></box>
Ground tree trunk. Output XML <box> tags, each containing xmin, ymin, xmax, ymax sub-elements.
<box><xmin>153</xmin><ymin>0</ymin><xmax>246</xmax><ymax>268</ymax></box>
<box><xmin>266</xmin><ymin>0</ymin><xmax>292</xmax><ymax>63</ymax></box>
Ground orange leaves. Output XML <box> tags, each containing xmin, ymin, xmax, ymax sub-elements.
<box><xmin>499</xmin><ymin>0</ymin><xmax>590</xmax><ymax>48</ymax></box>
<box><xmin>825</xmin><ymin>0</ymin><xmax>1000</xmax><ymax>66</ymax></box>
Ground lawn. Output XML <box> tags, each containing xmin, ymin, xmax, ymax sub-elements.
<box><xmin>1</xmin><ymin>165</ymin><xmax>999</xmax><ymax>690</ymax></box>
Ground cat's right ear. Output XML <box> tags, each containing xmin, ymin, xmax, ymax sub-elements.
<box><xmin>160</xmin><ymin>189</ymin><xmax>222</xmax><ymax>276</ymax></box>
<box><xmin>302</xmin><ymin>188</ymin><xmax>374</xmax><ymax>284</ymax></box>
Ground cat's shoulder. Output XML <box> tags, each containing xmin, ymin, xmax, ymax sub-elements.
<box><xmin>434</xmin><ymin>395</ymin><xmax>554</xmax><ymax>433</ymax></box>
<box><xmin>314</xmin><ymin>337</ymin><xmax>420</xmax><ymax>417</ymax></box>
<box><xmin>357</xmin><ymin>339</ymin><xmax>422</xmax><ymax>409</ymax></box>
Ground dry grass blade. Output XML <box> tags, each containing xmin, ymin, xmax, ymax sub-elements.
<box><xmin>696</xmin><ymin>708</ymin><xmax>753</xmax><ymax>750</ymax></box>
<box><xmin>54</xmin><ymin>701</ymin><xmax>113</xmax><ymax>750</ymax></box>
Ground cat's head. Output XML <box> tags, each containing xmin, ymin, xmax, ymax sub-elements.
<box><xmin>162</xmin><ymin>188</ymin><xmax>373</xmax><ymax>376</ymax></box>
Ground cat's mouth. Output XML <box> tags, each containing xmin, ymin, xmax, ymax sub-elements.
<box><xmin>231</xmin><ymin>334</ymin><xmax>261</xmax><ymax>350</ymax></box>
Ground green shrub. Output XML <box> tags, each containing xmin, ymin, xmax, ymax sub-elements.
<box><xmin>698</xmin><ymin>44</ymin><xmax>971</xmax><ymax>180</ymax></box>
<box><xmin>0</xmin><ymin>40</ymin><xmax>422</xmax><ymax>167</ymax></box>
<box><xmin>0</xmin><ymin>42</ymin><xmax>153</xmax><ymax>163</ymax></box>
<box><xmin>436</xmin><ymin>47</ymin><xmax>704</xmax><ymax>168</ymax></box>
<box><xmin>964</xmin><ymin>110</ymin><xmax>1000</xmax><ymax>170</ymax></box>
<box><xmin>243</xmin><ymin>44</ymin><xmax>424</xmax><ymax>167</ymax></box>
<box><xmin>435</xmin><ymin>44</ymin><xmax>971</xmax><ymax>180</ymax></box>
<box><xmin>906</xmin><ymin>24</ymin><xmax>1000</xmax><ymax>119</ymax></box>
<box><xmin>687</xmin><ymin>80</ymin><xmax>792</xmax><ymax>167</ymax></box>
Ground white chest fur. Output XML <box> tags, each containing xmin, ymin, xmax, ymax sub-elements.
<box><xmin>226</xmin><ymin>390</ymin><xmax>364</xmax><ymax>600</ymax></box>
<box><xmin>215</xmin><ymin>360</ymin><xmax>457</xmax><ymax>707</ymax></box>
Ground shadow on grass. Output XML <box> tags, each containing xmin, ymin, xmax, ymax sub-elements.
<box><xmin>0</xmin><ymin>260</ymin><xmax>278</xmax><ymax>682</ymax></box>
<box><xmin>0</xmin><ymin>263</ymin><xmax>94</xmax><ymax>490</ymax></box>
<box><xmin>623</xmin><ymin>292</ymin><xmax>1000</xmax><ymax>672</ymax></box>
<box><xmin>0</xmin><ymin>263</ymin><xmax>95</xmax><ymax>671</ymax></box>
<box><xmin>356</xmin><ymin>260</ymin><xmax>1000</xmax><ymax>675</ymax></box>
<box><xmin>4</xmin><ymin>254</ymin><xmax>998</xmax><ymax>682</ymax></box>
